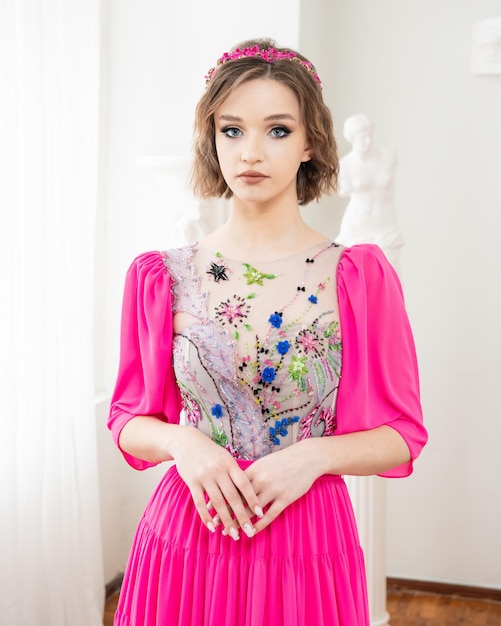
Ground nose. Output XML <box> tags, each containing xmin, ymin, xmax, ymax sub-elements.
<box><xmin>240</xmin><ymin>134</ymin><xmax>264</xmax><ymax>164</ymax></box>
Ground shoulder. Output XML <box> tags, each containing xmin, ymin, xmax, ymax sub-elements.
<box><xmin>126</xmin><ymin>250</ymin><xmax>170</xmax><ymax>280</ymax></box>
<box><xmin>123</xmin><ymin>250</ymin><xmax>175</xmax><ymax>298</ymax></box>
<box><xmin>126</xmin><ymin>243</ymin><xmax>199</xmax><ymax>290</ymax></box>
<box><xmin>127</xmin><ymin>242</ymin><xmax>196</xmax><ymax>275</ymax></box>
<box><xmin>338</xmin><ymin>243</ymin><xmax>390</xmax><ymax>272</ymax></box>
<box><xmin>337</xmin><ymin>243</ymin><xmax>403</xmax><ymax>297</ymax></box>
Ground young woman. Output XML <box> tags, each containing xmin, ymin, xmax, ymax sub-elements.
<box><xmin>109</xmin><ymin>38</ymin><xmax>427</xmax><ymax>626</ymax></box>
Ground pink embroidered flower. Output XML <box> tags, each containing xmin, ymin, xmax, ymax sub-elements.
<box><xmin>221</xmin><ymin>302</ymin><xmax>244</xmax><ymax>323</ymax></box>
<box><xmin>297</xmin><ymin>330</ymin><xmax>318</xmax><ymax>353</ymax></box>
<box><xmin>225</xmin><ymin>444</ymin><xmax>240</xmax><ymax>459</ymax></box>
<box><xmin>180</xmin><ymin>391</ymin><xmax>202</xmax><ymax>425</ymax></box>
<box><xmin>215</xmin><ymin>295</ymin><xmax>250</xmax><ymax>328</ymax></box>
<box><xmin>328</xmin><ymin>330</ymin><xmax>341</xmax><ymax>350</ymax></box>
<box><xmin>297</xmin><ymin>407</ymin><xmax>337</xmax><ymax>441</ymax></box>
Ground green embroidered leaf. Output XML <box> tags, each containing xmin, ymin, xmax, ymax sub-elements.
<box><xmin>212</xmin><ymin>426</ymin><xmax>228</xmax><ymax>447</ymax></box>
<box><xmin>324</xmin><ymin>321</ymin><xmax>337</xmax><ymax>338</ymax></box>
<box><xmin>243</xmin><ymin>324</ymin><xmax>252</xmax><ymax>331</ymax></box>
<box><xmin>233</xmin><ymin>330</ymin><xmax>240</xmax><ymax>340</ymax></box>
<box><xmin>246</xmin><ymin>292</ymin><xmax>257</xmax><ymax>299</ymax></box>
<box><xmin>288</xmin><ymin>355</ymin><xmax>308</xmax><ymax>381</ymax></box>
<box><xmin>242</xmin><ymin>263</ymin><xmax>277</xmax><ymax>286</ymax></box>
<box><xmin>215</xmin><ymin>251</ymin><xmax>222</xmax><ymax>258</ymax></box>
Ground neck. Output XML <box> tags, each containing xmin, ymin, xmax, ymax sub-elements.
<box><xmin>201</xmin><ymin>197</ymin><xmax>328</xmax><ymax>262</ymax></box>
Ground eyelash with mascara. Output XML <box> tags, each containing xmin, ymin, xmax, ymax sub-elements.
<box><xmin>220</xmin><ymin>126</ymin><xmax>292</xmax><ymax>139</ymax></box>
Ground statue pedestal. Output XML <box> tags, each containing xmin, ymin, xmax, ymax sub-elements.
<box><xmin>345</xmin><ymin>475</ymin><xmax>390</xmax><ymax>626</ymax></box>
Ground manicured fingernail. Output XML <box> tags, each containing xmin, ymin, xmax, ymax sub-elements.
<box><xmin>254</xmin><ymin>506</ymin><xmax>264</xmax><ymax>518</ymax></box>
<box><xmin>207</xmin><ymin>521</ymin><xmax>216</xmax><ymax>533</ymax></box>
<box><xmin>222</xmin><ymin>528</ymin><xmax>227</xmax><ymax>536</ymax></box>
<box><xmin>243</xmin><ymin>523</ymin><xmax>255</xmax><ymax>538</ymax></box>
<box><xmin>212</xmin><ymin>515</ymin><xmax>221</xmax><ymax>527</ymax></box>
<box><xmin>206</xmin><ymin>500</ymin><xmax>212</xmax><ymax>510</ymax></box>
<box><xmin>229</xmin><ymin>527</ymin><xmax>240</xmax><ymax>541</ymax></box>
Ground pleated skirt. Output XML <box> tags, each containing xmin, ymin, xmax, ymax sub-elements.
<box><xmin>114</xmin><ymin>461</ymin><xmax>369</xmax><ymax>626</ymax></box>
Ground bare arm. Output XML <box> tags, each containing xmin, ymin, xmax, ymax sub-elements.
<box><xmin>119</xmin><ymin>416</ymin><xmax>263</xmax><ymax>540</ymax></box>
<box><xmin>119</xmin><ymin>415</ymin><xmax>176</xmax><ymax>464</ymax></box>
<box><xmin>301</xmin><ymin>424</ymin><xmax>410</xmax><ymax>477</ymax></box>
<box><xmin>245</xmin><ymin>425</ymin><xmax>410</xmax><ymax>533</ymax></box>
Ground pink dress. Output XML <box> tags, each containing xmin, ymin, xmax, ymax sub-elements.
<box><xmin>109</xmin><ymin>242</ymin><xmax>427</xmax><ymax>626</ymax></box>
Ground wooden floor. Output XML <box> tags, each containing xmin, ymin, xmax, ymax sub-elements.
<box><xmin>103</xmin><ymin>589</ymin><xmax>501</xmax><ymax>625</ymax></box>
<box><xmin>386</xmin><ymin>589</ymin><xmax>501</xmax><ymax>626</ymax></box>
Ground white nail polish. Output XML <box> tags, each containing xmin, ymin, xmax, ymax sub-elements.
<box><xmin>229</xmin><ymin>527</ymin><xmax>240</xmax><ymax>541</ymax></box>
<box><xmin>243</xmin><ymin>523</ymin><xmax>255</xmax><ymax>538</ymax></box>
<box><xmin>207</xmin><ymin>521</ymin><xmax>216</xmax><ymax>533</ymax></box>
<box><xmin>254</xmin><ymin>506</ymin><xmax>264</xmax><ymax>518</ymax></box>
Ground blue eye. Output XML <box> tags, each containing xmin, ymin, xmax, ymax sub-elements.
<box><xmin>221</xmin><ymin>127</ymin><xmax>242</xmax><ymax>138</ymax></box>
<box><xmin>270</xmin><ymin>126</ymin><xmax>290</xmax><ymax>138</ymax></box>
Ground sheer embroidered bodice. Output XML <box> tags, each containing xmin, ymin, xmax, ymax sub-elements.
<box><xmin>162</xmin><ymin>241</ymin><xmax>344</xmax><ymax>460</ymax></box>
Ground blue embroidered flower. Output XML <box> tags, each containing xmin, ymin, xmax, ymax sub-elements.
<box><xmin>269</xmin><ymin>415</ymin><xmax>301</xmax><ymax>445</ymax></box>
<box><xmin>211</xmin><ymin>404</ymin><xmax>223</xmax><ymax>418</ymax></box>
<box><xmin>261</xmin><ymin>367</ymin><xmax>276</xmax><ymax>383</ymax></box>
<box><xmin>268</xmin><ymin>312</ymin><xmax>283</xmax><ymax>328</ymax></box>
<box><xmin>308</xmin><ymin>294</ymin><xmax>318</xmax><ymax>304</ymax></box>
<box><xmin>276</xmin><ymin>340</ymin><xmax>290</xmax><ymax>355</ymax></box>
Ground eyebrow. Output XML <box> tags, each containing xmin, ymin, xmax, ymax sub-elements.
<box><xmin>218</xmin><ymin>113</ymin><xmax>297</xmax><ymax>122</ymax></box>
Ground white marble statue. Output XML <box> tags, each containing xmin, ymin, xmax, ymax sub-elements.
<box><xmin>471</xmin><ymin>17</ymin><xmax>501</xmax><ymax>75</ymax></box>
<box><xmin>335</xmin><ymin>114</ymin><xmax>404</xmax><ymax>272</ymax></box>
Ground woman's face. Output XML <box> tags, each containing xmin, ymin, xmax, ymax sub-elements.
<box><xmin>214</xmin><ymin>78</ymin><xmax>311</xmax><ymax>208</ymax></box>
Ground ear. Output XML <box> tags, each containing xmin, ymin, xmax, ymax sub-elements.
<box><xmin>301</xmin><ymin>140</ymin><xmax>312</xmax><ymax>163</ymax></box>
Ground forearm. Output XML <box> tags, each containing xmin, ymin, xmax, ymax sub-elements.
<box><xmin>297</xmin><ymin>425</ymin><xmax>411</xmax><ymax>478</ymax></box>
<box><xmin>118</xmin><ymin>415</ymin><xmax>182</xmax><ymax>464</ymax></box>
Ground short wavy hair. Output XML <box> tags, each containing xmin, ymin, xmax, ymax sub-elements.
<box><xmin>190</xmin><ymin>38</ymin><xmax>339</xmax><ymax>206</ymax></box>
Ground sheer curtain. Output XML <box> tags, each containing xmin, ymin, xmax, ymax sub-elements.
<box><xmin>0</xmin><ymin>2</ymin><xmax>104</xmax><ymax>625</ymax></box>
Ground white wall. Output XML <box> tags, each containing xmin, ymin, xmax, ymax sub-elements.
<box><xmin>308</xmin><ymin>0</ymin><xmax>501</xmax><ymax>588</ymax></box>
<box><xmin>98</xmin><ymin>0</ymin><xmax>501</xmax><ymax>589</ymax></box>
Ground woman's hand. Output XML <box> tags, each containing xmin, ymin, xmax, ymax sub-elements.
<box><xmin>171</xmin><ymin>427</ymin><xmax>263</xmax><ymax>541</ymax></box>
<box><xmin>243</xmin><ymin>426</ymin><xmax>412</xmax><ymax>533</ymax></box>
<box><xmin>243</xmin><ymin>440</ymin><xmax>322</xmax><ymax>534</ymax></box>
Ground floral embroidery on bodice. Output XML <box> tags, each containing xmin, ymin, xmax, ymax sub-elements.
<box><xmin>162</xmin><ymin>241</ymin><xmax>343</xmax><ymax>460</ymax></box>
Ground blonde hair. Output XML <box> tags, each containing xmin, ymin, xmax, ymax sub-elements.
<box><xmin>190</xmin><ymin>38</ymin><xmax>339</xmax><ymax>206</ymax></box>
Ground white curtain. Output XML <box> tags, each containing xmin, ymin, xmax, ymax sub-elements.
<box><xmin>0</xmin><ymin>2</ymin><xmax>104</xmax><ymax>625</ymax></box>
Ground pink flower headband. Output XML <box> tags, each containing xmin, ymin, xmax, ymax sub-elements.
<box><xmin>205</xmin><ymin>45</ymin><xmax>322</xmax><ymax>87</ymax></box>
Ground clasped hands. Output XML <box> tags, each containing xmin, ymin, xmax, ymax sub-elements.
<box><xmin>173</xmin><ymin>428</ymin><xmax>319</xmax><ymax>541</ymax></box>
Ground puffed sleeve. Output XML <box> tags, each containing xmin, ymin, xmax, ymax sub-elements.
<box><xmin>336</xmin><ymin>244</ymin><xmax>428</xmax><ymax>477</ymax></box>
<box><xmin>108</xmin><ymin>251</ymin><xmax>182</xmax><ymax>470</ymax></box>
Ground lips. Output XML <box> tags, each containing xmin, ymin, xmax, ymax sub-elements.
<box><xmin>238</xmin><ymin>170</ymin><xmax>269</xmax><ymax>184</ymax></box>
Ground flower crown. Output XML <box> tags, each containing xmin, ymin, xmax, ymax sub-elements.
<box><xmin>205</xmin><ymin>45</ymin><xmax>322</xmax><ymax>87</ymax></box>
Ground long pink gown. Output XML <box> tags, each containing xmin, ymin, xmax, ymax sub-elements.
<box><xmin>109</xmin><ymin>242</ymin><xmax>427</xmax><ymax>626</ymax></box>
